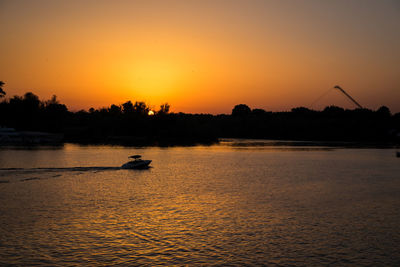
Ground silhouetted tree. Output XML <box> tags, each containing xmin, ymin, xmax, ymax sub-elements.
<box><xmin>9</xmin><ymin>95</ymin><xmax>23</xmax><ymax>105</ymax></box>
<box><xmin>158</xmin><ymin>103</ymin><xmax>170</xmax><ymax>115</ymax></box>
<box><xmin>44</xmin><ymin>95</ymin><xmax>59</xmax><ymax>106</ymax></box>
<box><xmin>41</xmin><ymin>95</ymin><xmax>68</xmax><ymax>132</ymax></box>
<box><xmin>108</xmin><ymin>104</ymin><xmax>122</xmax><ymax>115</ymax></box>
<box><xmin>43</xmin><ymin>95</ymin><xmax>67</xmax><ymax>114</ymax></box>
<box><xmin>24</xmin><ymin>92</ymin><xmax>40</xmax><ymax>108</ymax></box>
<box><xmin>323</xmin><ymin>105</ymin><xmax>344</xmax><ymax>114</ymax></box>
<box><xmin>252</xmin><ymin>108</ymin><xmax>267</xmax><ymax>115</ymax></box>
<box><xmin>376</xmin><ymin>106</ymin><xmax>391</xmax><ymax>117</ymax></box>
<box><xmin>0</xmin><ymin>81</ymin><xmax>5</xmax><ymax>98</ymax></box>
<box><xmin>232</xmin><ymin>104</ymin><xmax>251</xmax><ymax>116</ymax></box>
<box><xmin>291</xmin><ymin>107</ymin><xmax>312</xmax><ymax>114</ymax></box>
<box><xmin>122</xmin><ymin>101</ymin><xmax>134</xmax><ymax>114</ymax></box>
<box><xmin>133</xmin><ymin>101</ymin><xmax>149</xmax><ymax>116</ymax></box>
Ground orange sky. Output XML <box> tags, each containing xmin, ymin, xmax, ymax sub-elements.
<box><xmin>1</xmin><ymin>0</ymin><xmax>399</xmax><ymax>113</ymax></box>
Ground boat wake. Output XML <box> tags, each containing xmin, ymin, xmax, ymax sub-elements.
<box><xmin>0</xmin><ymin>166</ymin><xmax>122</xmax><ymax>172</ymax></box>
<box><xmin>0</xmin><ymin>166</ymin><xmax>141</xmax><ymax>183</ymax></box>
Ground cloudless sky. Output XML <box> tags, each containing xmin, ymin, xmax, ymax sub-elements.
<box><xmin>1</xmin><ymin>0</ymin><xmax>399</xmax><ymax>113</ymax></box>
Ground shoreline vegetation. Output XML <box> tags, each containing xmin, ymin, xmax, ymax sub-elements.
<box><xmin>0</xmin><ymin>90</ymin><xmax>399</xmax><ymax>147</ymax></box>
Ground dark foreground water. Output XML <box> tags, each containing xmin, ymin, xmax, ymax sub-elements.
<box><xmin>0</xmin><ymin>140</ymin><xmax>399</xmax><ymax>266</ymax></box>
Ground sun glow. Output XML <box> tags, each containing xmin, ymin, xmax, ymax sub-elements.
<box><xmin>1</xmin><ymin>1</ymin><xmax>399</xmax><ymax>113</ymax></box>
<box><xmin>126</xmin><ymin>61</ymin><xmax>182</xmax><ymax>100</ymax></box>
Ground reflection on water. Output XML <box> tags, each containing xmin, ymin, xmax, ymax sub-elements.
<box><xmin>0</xmin><ymin>142</ymin><xmax>399</xmax><ymax>265</ymax></box>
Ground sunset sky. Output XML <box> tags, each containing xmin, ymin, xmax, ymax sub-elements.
<box><xmin>1</xmin><ymin>0</ymin><xmax>399</xmax><ymax>113</ymax></box>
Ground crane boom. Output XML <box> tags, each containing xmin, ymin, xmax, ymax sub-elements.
<box><xmin>333</xmin><ymin>85</ymin><xmax>363</xmax><ymax>109</ymax></box>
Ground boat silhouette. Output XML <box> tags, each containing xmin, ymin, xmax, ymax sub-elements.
<box><xmin>121</xmin><ymin>155</ymin><xmax>152</xmax><ymax>169</ymax></box>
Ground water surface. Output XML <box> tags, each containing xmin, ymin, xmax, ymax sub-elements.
<box><xmin>0</xmin><ymin>141</ymin><xmax>399</xmax><ymax>266</ymax></box>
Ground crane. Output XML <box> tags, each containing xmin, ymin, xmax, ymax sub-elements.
<box><xmin>333</xmin><ymin>85</ymin><xmax>363</xmax><ymax>109</ymax></box>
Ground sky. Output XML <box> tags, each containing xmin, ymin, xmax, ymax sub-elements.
<box><xmin>1</xmin><ymin>0</ymin><xmax>399</xmax><ymax>114</ymax></box>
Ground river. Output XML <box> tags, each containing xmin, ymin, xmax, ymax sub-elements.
<box><xmin>0</xmin><ymin>140</ymin><xmax>399</xmax><ymax>266</ymax></box>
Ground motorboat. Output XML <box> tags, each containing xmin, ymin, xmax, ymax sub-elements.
<box><xmin>121</xmin><ymin>155</ymin><xmax>152</xmax><ymax>169</ymax></box>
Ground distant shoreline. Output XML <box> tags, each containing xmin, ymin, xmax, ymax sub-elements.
<box><xmin>1</xmin><ymin>92</ymin><xmax>399</xmax><ymax>147</ymax></box>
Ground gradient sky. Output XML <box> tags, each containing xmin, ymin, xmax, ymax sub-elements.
<box><xmin>1</xmin><ymin>0</ymin><xmax>399</xmax><ymax>113</ymax></box>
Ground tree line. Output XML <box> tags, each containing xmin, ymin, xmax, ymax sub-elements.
<box><xmin>0</xmin><ymin>82</ymin><xmax>399</xmax><ymax>146</ymax></box>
